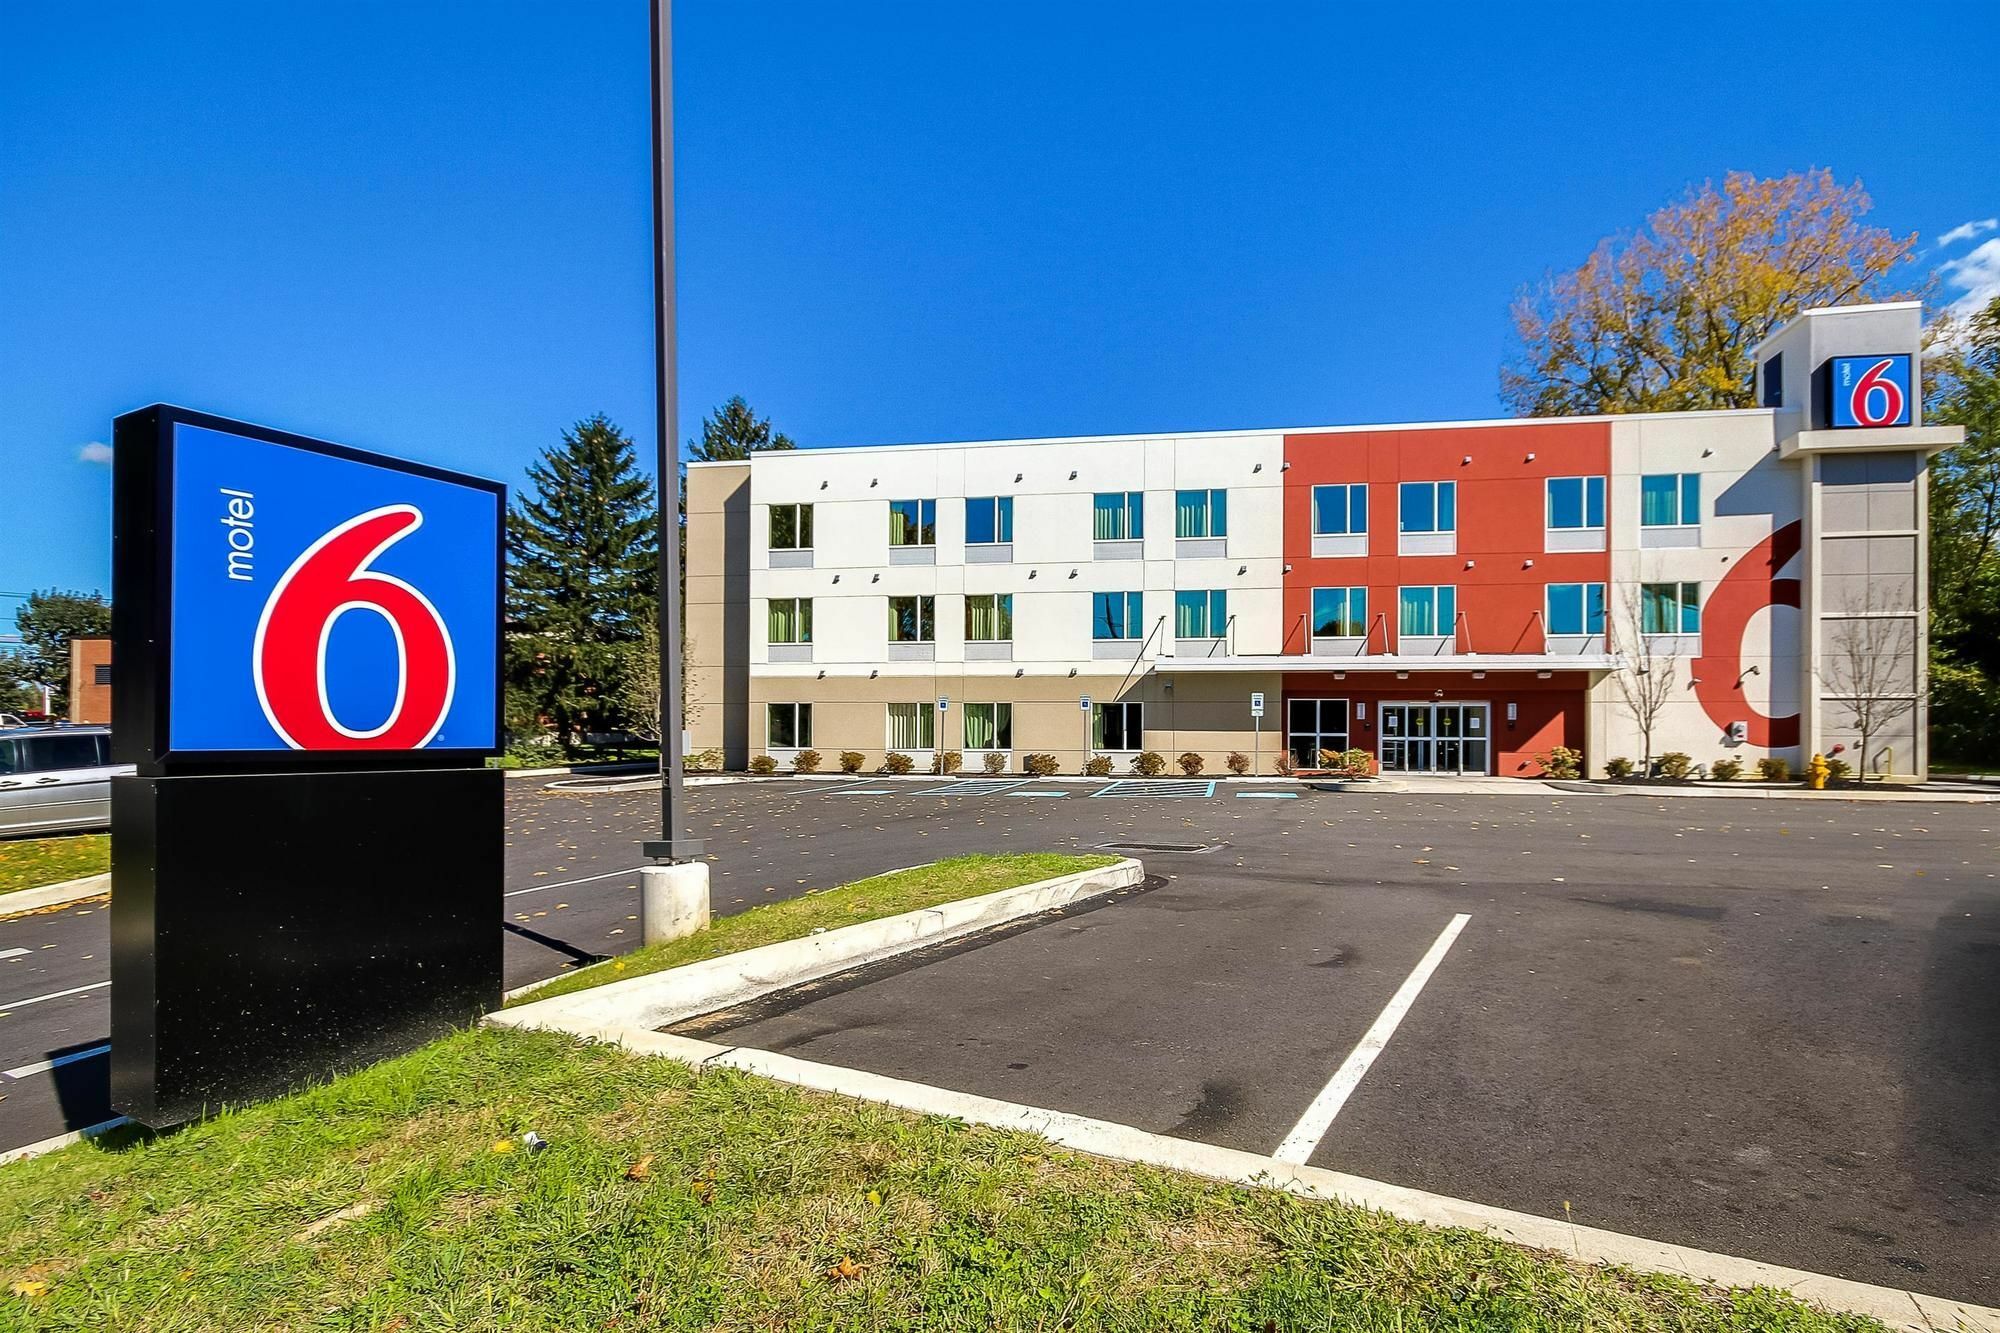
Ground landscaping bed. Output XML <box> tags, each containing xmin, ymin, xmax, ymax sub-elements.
<box><xmin>0</xmin><ymin>1025</ymin><xmax>1886</xmax><ymax>1331</ymax></box>
<box><xmin>510</xmin><ymin>852</ymin><xmax>1119</xmax><ymax>1005</ymax></box>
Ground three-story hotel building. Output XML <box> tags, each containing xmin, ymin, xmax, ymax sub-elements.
<box><xmin>685</xmin><ymin>303</ymin><xmax>1960</xmax><ymax>779</ymax></box>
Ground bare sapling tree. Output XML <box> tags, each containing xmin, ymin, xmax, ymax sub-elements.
<box><xmin>1818</xmin><ymin>588</ymin><xmax>1922</xmax><ymax>780</ymax></box>
<box><xmin>1610</xmin><ymin>583</ymin><xmax>1679</xmax><ymax>775</ymax></box>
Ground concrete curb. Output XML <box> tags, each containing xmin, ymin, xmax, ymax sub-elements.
<box><xmin>0</xmin><ymin>1116</ymin><xmax>130</xmax><ymax>1167</ymax></box>
<box><xmin>494</xmin><ymin>856</ymin><xmax>1145</xmax><ymax>1024</ymax></box>
<box><xmin>536</xmin><ymin>1022</ymin><xmax>1997</xmax><ymax>1333</ymax></box>
<box><xmin>1546</xmin><ymin>780</ymin><xmax>2000</xmax><ymax>804</ymax></box>
<box><xmin>0</xmin><ymin>872</ymin><xmax>110</xmax><ymax>917</ymax></box>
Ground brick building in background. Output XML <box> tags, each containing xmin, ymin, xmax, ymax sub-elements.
<box><xmin>684</xmin><ymin>303</ymin><xmax>1959</xmax><ymax>780</ymax></box>
<box><xmin>68</xmin><ymin>636</ymin><xmax>111</xmax><ymax>725</ymax></box>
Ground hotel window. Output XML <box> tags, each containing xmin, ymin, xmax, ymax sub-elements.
<box><xmin>1640</xmin><ymin>473</ymin><xmax>1700</xmax><ymax>527</ymax></box>
<box><xmin>886</xmin><ymin>702</ymin><xmax>935</xmax><ymax>751</ymax></box>
<box><xmin>767</xmin><ymin>597</ymin><xmax>813</xmax><ymax>644</ymax></box>
<box><xmin>1641</xmin><ymin>582</ymin><xmax>1701</xmax><ymax>635</ymax></box>
<box><xmin>1545</xmin><ymin>477</ymin><xmax>1605</xmax><ymax>530</ymax></box>
<box><xmin>963</xmin><ymin>702</ymin><xmax>1012</xmax><ymax>751</ymax></box>
<box><xmin>1398</xmin><ymin>585</ymin><xmax>1457</xmax><ymax>637</ymax></box>
<box><xmin>1545</xmin><ymin>583</ymin><xmax>1606</xmax><ymax>636</ymax></box>
<box><xmin>1399</xmin><ymin>481</ymin><xmax>1456</xmax><ymax>534</ymax></box>
<box><xmin>770</xmin><ymin>502</ymin><xmax>813</xmax><ymax>550</ymax></box>
<box><xmin>1093</xmin><ymin>701</ymin><xmax>1143</xmax><ymax>751</ymax></box>
<box><xmin>1093</xmin><ymin>491</ymin><xmax>1145</xmax><ymax>541</ymax></box>
<box><xmin>1761</xmin><ymin>353</ymin><xmax>1784</xmax><ymax>408</ymax></box>
<box><xmin>889</xmin><ymin>498</ymin><xmax>937</xmax><ymax>546</ymax></box>
<box><xmin>767</xmin><ymin>702</ymin><xmax>812</xmax><ymax>750</ymax></box>
<box><xmin>1175</xmin><ymin>489</ymin><xmax>1228</xmax><ymax>538</ymax></box>
<box><xmin>1174</xmin><ymin>589</ymin><xmax>1227</xmax><ymax>639</ymax></box>
<box><xmin>1311</xmin><ymin>483</ymin><xmax>1367</xmax><ymax>535</ymax></box>
<box><xmin>1093</xmin><ymin>591</ymin><xmax>1144</xmax><ymax>640</ymax></box>
<box><xmin>888</xmin><ymin>595</ymin><xmax>935</xmax><ymax>643</ymax></box>
<box><xmin>965</xmin><ymin>593</ymin><xmax>1013</xmax><ymax>642</ymax></box>
<box><xmin>966</xmin><ymin>496</ymin><xmax>1013</xmax><ymax>545</ymax></box>
<box><xmin>1311</xmin><ymin>586</ymin><xmax>1368</xmax><ymax>638</ymax></box>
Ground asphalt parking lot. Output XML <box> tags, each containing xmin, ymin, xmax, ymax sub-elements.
<box><xmin>682</xmin><ymin>777</ymin><xmax>2000</xmax><ymax>1306</ymax></box>
<box><xmin>3</xmin><ymin>773</ymin><xmax>1997</xmax><ymax>1307</ymax></box>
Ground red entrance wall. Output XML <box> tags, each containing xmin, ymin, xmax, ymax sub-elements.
<box><xmin>1280</xmin><ymin>671</ymin><xmax>1589</xmax><ymax>777</ymax></box>
<box><xmin>1281</xmin><ymin>422</ymin><xmax>1611</xmax><ymax>654</ymax></box>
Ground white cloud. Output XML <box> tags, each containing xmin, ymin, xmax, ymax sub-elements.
<box><xmin>1938</xmin><ymin>217</ymin><xmax>1999</xmax><ymax>247</ymax></box>
<box><xmin>1942</xmin><ymin>238</ymin><xmax>2000</xmax><ymax>320</ymax></box>
<box><xmin>77</xmin><ymin>441</ymin><xmax>113</xmax><ymax>465</ymax></box>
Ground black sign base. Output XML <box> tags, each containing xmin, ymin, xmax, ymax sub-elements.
<box><xmin>110</xmin><ymin>766</ymin><xmax>503</xmax><ymax>1128</ymax></box>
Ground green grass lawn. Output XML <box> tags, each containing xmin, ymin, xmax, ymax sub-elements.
<box><xmin>0</xmin><ymin>833</ymin><xmax>109</xmax><ymax>897</ymax></box>
<box><xmin>0</xmin><ymin>1025</ymin><xmax>1883</xmax><ymax>1332</ymax></box>
<box><xmin>511</xmin><ymin>851</ymin><xmax>1120</xmax><ymax>1005</ymax></box>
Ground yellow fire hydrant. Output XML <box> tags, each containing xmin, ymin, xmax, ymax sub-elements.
<box><xmin>1806</xmin><ymin>752</ymin><xmax>1831</xmax><ymax>791</ymax></box>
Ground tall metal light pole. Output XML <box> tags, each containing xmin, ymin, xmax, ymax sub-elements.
<box><xmin>644</xmin><ymin>0</ymin><xmax>698</xmax><ymax>862</ymax></box>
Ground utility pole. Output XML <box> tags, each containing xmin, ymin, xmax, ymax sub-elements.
<box><xmin>643</xmin><ymin>0</ymin><xmax>699</xmax><ymax>863</ymax></box>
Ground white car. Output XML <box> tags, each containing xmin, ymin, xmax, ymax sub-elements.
<box><xmin>0</xmin><ymin>726</ymin><xmax>133</xmax><ymax>837</ymax></box>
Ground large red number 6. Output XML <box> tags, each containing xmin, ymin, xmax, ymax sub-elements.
<box><xmin>1851</xmin><ymin>358</ymin><xmax>1904</xmax><ymax>427</ymax></box>
<box><xmin>253</xmin><ymin>505</ymin><xmax>457</xmax><ymax>750</ymax></box>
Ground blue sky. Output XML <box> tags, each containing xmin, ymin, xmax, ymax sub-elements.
<box><xmin>3</xmin><ymin>2</ymin><xmax>1997</xmax><ymax>624</ymax></box>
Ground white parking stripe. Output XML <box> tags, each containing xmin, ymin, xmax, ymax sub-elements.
<box><xmin>0</xmin><ymin>948</ymin><xmax>29</xmax><ymax>960</ymax></box>
<box><xmin>0</xmin><ymin>980</ymin><xmax>110</xmax><ymax>1011</ymax></box>
<box><xmin>1273</xmin><ymin>913</ymin><xmax>1471</xmax><ymax>1165</ymax></box>
<box><xmin>5</xmin><ymin>1043</ymin><xmax>110</xmax><ymax>1079</ymax></box>
<box><xmin>504</xmin><ymin>866</ymin><xmax>643</xmax><ymax>899</ymax></box>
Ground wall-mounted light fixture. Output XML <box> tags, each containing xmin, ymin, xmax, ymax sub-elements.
<box><xmin>1014</xmin><ymin>472</ymin><xmax>1023</xmax><ymax>483</ymax></box>
<box><xmin>1524</xmin><ymin>452</ymin><xmax>1536</xmax><ymax>462</ymax></box>
<box><xmin>1068</xmin><ymin>568</ymin><xmax>1078</xmax><ymax>578</ymax></box>
<box><xmin>1395</xmin><ymin>671</ymin><xmax>1410</xmax><ymax>680</ymax></box>
<box><xmin>1282</xmin><ymin>563</ymin><xmax>1292</xmax><ymax>574</ymax></box>
<box><xmin>1461</xmin><ymin>454</ymin><xmax>1473</xmax><ymax>465</ymax></box>
<box><xmin>1465</xmin><ymin>559</ymin><xmax>1476</xmax><ymax>570</ymax></box>
<box><xmin>817</xmin><ymin>670</ymin><xmax>827</xmax><ymax>680</ymax></box>
<box><xmin>870</xmin><ymin>478</ymin><xmax>878</xmax><ymax>487</ymax></box>
<box><xmin>1280</xmin><ymin>460</ymin><xmax>1291</xmax><ymax>471</ymax></box>
<box><xmin>871</xmin><ymin>572</ymin><xmax>880</xmax><ymax>583</ymax></box>
<box><xmin>820</xmin><ymin>480</ymin><xmax>828</xmax><ymax>489</ymax></box>
<box><xmin>869</xmin><ymin>669</ymin><xmax>879</xmax><ymax>679</ymax></box>
<box><xmin>1471</xmin><ymin>670</ymin><xmax>1486</xmax><ymax>680</ymax></box>
<box><xmin>832</xmin><ymin>574</ymin><xmax>840</xmax><ymax>583</ymax></box>
<box><xmin>1523</xmin><ymin>558</ymin><xmax>1535</xmax><ymax>569</ymax></box>
<box><xmin>1015</xmin><ymin>668</ymin><xmax>1025</xmax><ymax>677</ymax></box>
<box><xmin>1028</xmin><ymin>569</ymin><xmax>1037</xmax><ymax>578</ymax></box>
<box><xmin>1068</xmin><ymin>667</ymin><xmax>1078</xmax><ymax>677</ymax></box>
<box><xmin>1535</xmin><ymin>670</ymin><xmax>1552</xmax><ymax>680</ymax></box>
<box><xmin>1237</xmin><ymin>565</ymin><xmax>1247</xmax><ymax>575</ymax></box>
<box><xmin>1253</xmin><ymin>462</ymin><xmax>1263</xmax><ymax>473</ymax></box>
<box><xmin>1333</xmin><ymin>671</ymin><xmax>1346</xmax><ymax>681</ymax></box>
<box><xmin>1069</xmin><ymin>470</ymin><xmax>1078</xmax><ymax>480</ymax></box>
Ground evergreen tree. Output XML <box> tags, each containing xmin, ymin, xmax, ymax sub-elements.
<box><xmin>687</xmin><ymin>396</ymin><xmax>796</xmax><ymax>462</ymax></box>
<box><xmin>506</xmin><ymin>415</ymin><xmax>657</xmax><ymax>752</ymax></box>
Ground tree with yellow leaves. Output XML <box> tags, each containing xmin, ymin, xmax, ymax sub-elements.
<box><xmin>1502</xmin><ymin>170</ymin><xmax>1918</xmax><ymax>416</ymax></box>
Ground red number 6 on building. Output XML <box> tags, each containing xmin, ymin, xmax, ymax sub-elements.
<box><xmin>1849</xmin><ymin>358</ymin><xmax>1906</xmax><ymax>428</ymax></box>
<box><xmin>252</xmin><ymin>505</ymin><xmax>458</xmax><ymax>750</ymax></box>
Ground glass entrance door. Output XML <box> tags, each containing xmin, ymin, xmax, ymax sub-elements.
<box><xmin>1380</xmin><ymin>703</ymin><xmax>1490</xmax><ymax>775</ymax></box>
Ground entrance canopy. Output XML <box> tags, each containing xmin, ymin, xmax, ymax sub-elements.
<box><xmin>1153</xmin><ymin>652</ymin><xmax>1624</xmax><ymax>678</ymax></box>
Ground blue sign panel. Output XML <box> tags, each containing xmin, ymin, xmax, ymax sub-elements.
<box><xmin>1829</xmin><ymin>354</ymin><xmax>1913</xmax><ymax>429</ymax></box>
<box><xmin>164</xmin><ymin>421</ymin><xmax>502</xmax><ymax>756</ymax></box>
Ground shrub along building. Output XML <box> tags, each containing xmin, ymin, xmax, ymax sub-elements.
<box><xmin>685</xmin><ymin>303</ymin><xmax>1959</xmax><ymax>780</ymax></box>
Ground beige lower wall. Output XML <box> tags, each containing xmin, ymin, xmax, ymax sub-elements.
<box><xmin>747</xmin><ymin>671</ymin><xmax>1285</xmax><ymax>775</ymax></box>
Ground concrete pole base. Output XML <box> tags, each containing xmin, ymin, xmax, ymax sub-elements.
<box><xmin>641</xmin><ymin>862</ymin><xmax>711</xmax><ymax>945</ymax></box>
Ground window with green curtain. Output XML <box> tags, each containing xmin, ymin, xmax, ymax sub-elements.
<box><xmin>768</xmin><ymin>597</ymin><xmax>812</xmax><ymax>644</ymax></box>
<box><xmin>1399</xmin><ymin>586</ymin><xmax>1453</xmax><ymax>636</ymax></box>
<box><xmin>889</xmin><ymin>498</ymin><xmax>936</xmax><ymax>546</ymax></box>
<box><xmin>1312</xmin><ymin>587</ymin><xmax>1366</xmax><ymax>637</ymax></box>
<box><xmin>888</xmin><ymin>595</ymin><xmax>933</xmax><ymax>642</ymax></box>
<box><xmin>886</xmin><ymin>703</ymin><xmax>935</xmax><ymax>751</ymax></box>
<box><xmin>1641</xmin><ymin>582</ymin><xmax>1700</xmax><ymax>634</ymax></box>
<box><xmin>963</xmin><ymin>702</ymin><xmax>1011</xmax><ymax>750</ymax></box>
<box><xmin>1641</xmin><ymin>474</ymin><xmax>1699</xmax><ymax>527</ymax></box>
<box><xmin>966</xmin><ymin>593</ymin><xmax>1012</xmax><ymax>641</ymax></box>
<box><xmin>1175</xmin><ymin>489</ymin><xmax>1227</xmax><ymax>538</ymax></box>
<box><xmin>1093</xmin><ymin>491</ymin><xmax>1143</xmax><ymax>541</ymax></box>
<box><xmin>1175</xmin><ymin>589</ymin><xmax>1226</xmax><ymax>637</ymax></box>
